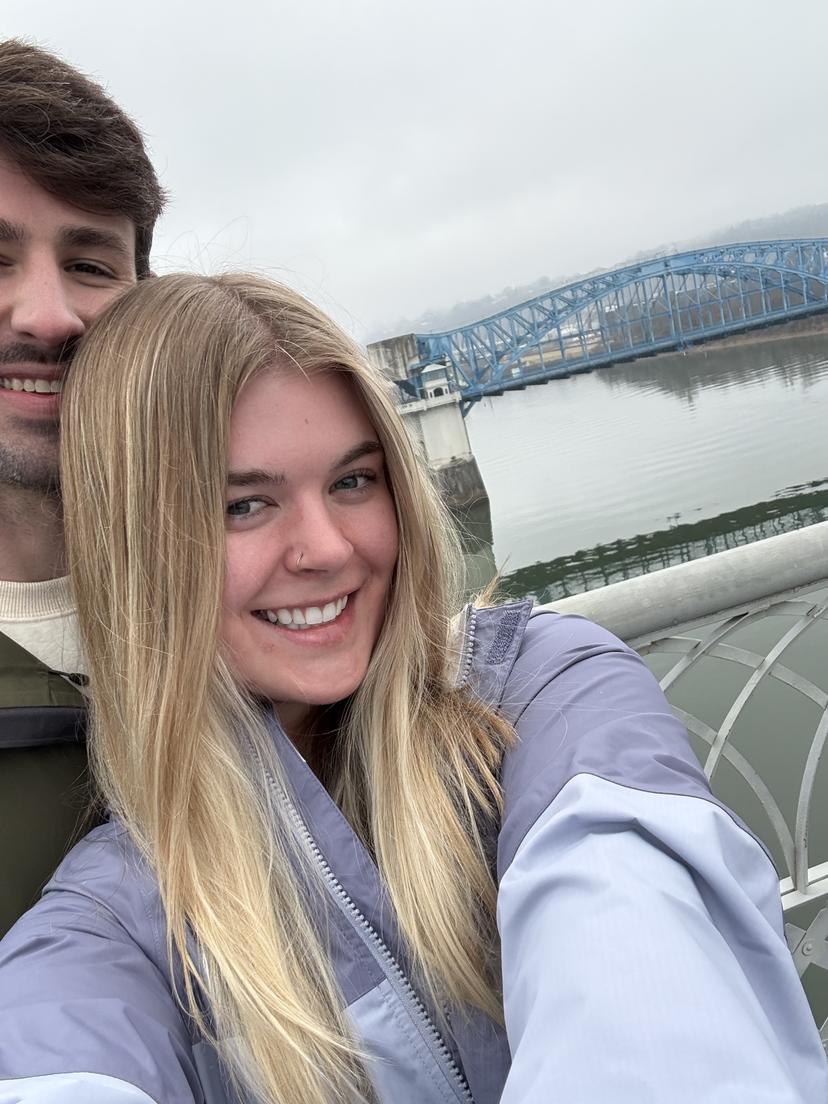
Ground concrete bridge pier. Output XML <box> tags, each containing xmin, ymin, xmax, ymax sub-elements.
<box><xmin>367</xmin><ymin>335</ymin><xmax>495</xmax><ymax>592</ymax></box>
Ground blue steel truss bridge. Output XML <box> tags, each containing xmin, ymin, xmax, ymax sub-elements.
<box><xmin>408</xmin><ymin>239</ymin><xmax>828</xmax><ymax>413</ymax></box>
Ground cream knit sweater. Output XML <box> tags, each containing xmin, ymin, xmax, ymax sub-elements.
<box><xmin>0</xmin><ymin>576</ymin><xmax>86</xmax><ymax>675</ymax></box>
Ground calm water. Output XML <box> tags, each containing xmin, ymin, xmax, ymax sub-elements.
<box><xmin>465</xmin><ymin>331</ymin><xmax>828</xmax><ymax>600</ymax></box>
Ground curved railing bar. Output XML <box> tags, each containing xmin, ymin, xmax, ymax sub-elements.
<box><xmin>645</xmin><ymin>639</ymin><xmax>828</xmax><ymax>710</ymax></box>
<box><xmin>794</xmin><ymin>708</ymin><xmax>828</xmax><ymax>891</ymax></box>
<box><xmin>676</xmin><ymin>708</ymin><xmax>796</xmax><ymax>876</ymax></box>
<box><xmin>769</xmin><ymin>665</ymin><xmax>828</xmax><ymax>711</ymax></box>
<box><xmin>655</xmin><ymin>616</ymin><xmax>749</xmax><ymax>693</ymax></box>
<box><xmin>704</xmin><ymin>607</ymin><xmax>825</xmax><ymax>777</ymax></box>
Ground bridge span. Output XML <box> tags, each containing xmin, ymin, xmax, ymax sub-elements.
<box><xmin>375</xmin><ymin>239</ymin><xmax>828</xmax><ymax>413</ymax></box>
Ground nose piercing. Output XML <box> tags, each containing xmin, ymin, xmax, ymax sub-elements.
<box><xmin>296</xmin><ymin>550</ymin><xmax>304</xmax><ymax>569</ymax></box>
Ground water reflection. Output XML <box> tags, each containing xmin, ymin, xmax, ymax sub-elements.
<box><xmin>596</xmin><ymin>332</ymin><xmax>828</xmax><ymax>405</ymax></box>
<box><xmin>467</xmin><ymin>330</ymin><xmax>828</xmax><ymax>576</ymax></box>
<box><xmin>499</xmin><ymin>479</ymin><xmax>828</xmax><ymax>604</ymax></box>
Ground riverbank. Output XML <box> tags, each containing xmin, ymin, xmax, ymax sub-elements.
<box><xmin>683</xmin><ymin>310</ymin><xmax>828</xmax><ymax>354</ymax></box>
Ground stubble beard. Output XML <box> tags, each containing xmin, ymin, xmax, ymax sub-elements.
<box><xmin>0</xmin><ymin>423</ymin><xmax>60</xmax><ymax>496</ymax></box>
<box><xmin>0</xmin><ymin>339</ymin><xmax>73</xmax><ymax>496</ymax></box>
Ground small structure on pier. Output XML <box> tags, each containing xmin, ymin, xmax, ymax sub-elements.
<box><xmin>367</xmin><ymin>334</ymin><xmax>495</xmax><ymax>591</ymax></box>
<box><xmin>367</xmin><ymin>334</ymin><xmax>488</xmax><ymax>518</ymax></box>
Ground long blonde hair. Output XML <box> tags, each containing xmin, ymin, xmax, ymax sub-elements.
<box><xmin>61</xmin><ymin>274</ymin><xmax>513</xmax><ymax>1103</ymax></box>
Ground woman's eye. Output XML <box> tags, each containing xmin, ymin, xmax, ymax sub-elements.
<box><xmin>226</xmin><ymin>497</ymin><xmax>268</xmax><ymax>520</ymax></box>
<box><xmin>333</xmin><ymin>470</ymin><xmax>376</xmax><ymax>493</ymax></box>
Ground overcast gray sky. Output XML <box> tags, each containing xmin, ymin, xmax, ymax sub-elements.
<box><xmin>3</xmin><ymin>0</ymin><xmax>827</xmax><ymax>340</ymax></box>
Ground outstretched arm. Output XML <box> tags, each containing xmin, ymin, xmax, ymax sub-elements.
<box><xmin>496</xmin><ymin>613</ymin><xmax>827</xmax><ymax>1103</ymax></box>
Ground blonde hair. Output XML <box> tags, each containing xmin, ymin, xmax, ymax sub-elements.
<box><xmin>61</xmin><ymin>274</ymin><xmax>513</xmax><ymax>1103</ymax></box>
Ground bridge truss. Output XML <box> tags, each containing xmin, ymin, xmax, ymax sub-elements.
<box><xmin>412</xmin><ymin>239</ymin><xmax>828</xmax><ymax>412</ymax></box>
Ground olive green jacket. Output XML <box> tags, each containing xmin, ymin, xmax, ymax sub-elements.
<box><xmin>0</xmin><ymin>631</ymin><xmax>98</xmax><ymax>938</ymax></box>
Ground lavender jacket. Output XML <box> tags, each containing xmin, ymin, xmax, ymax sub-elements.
<box><xmin>1</xmin><ymin>604</ymin><xmax>826</xmax><ymax>1103</ymax></box>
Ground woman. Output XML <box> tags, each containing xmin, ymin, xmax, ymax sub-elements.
<box><xmin>0</xmin><ymin>274</ymin><xmax>824</xmax><ymax>1104</ymax></box>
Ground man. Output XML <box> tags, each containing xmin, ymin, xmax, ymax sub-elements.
<box><xmin>0</xmin><ymin>39</ymin><xmax>165</xmax><ymax>935</ymax></box>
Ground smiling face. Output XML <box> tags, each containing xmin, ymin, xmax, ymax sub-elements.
<box><xmin>0</xmin><ymin>157</ymin><xmax>136</xmax><ymax>491</ymax></box>
<box><xmin>221</xmin><ymin>367</ymin><xmax>399</xmax><ymax>737</ymax></box>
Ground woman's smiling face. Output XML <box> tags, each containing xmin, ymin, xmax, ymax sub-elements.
<box><xmin>221</xmin><ymin>367</ymin><xmax>399</xmax><ymax>735</ymax></box>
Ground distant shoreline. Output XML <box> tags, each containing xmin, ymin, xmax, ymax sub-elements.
<box><xmin>683</xmin><ymin>311</ymin><xmax>828</xmax><ymax>354</ymax></box>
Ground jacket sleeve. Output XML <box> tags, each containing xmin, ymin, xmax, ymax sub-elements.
<box><xmin>0</xmin><ymin>827</ymin><xmax>205</xmax><ymax>1104</ymax></box>
<box><xmin>496</xmin><ymin>612</ymin><xmax>828</xmax><ymax>1104</ymax></box>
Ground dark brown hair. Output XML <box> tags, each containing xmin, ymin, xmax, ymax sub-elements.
<box><xmin>0</xmin><ymin>39</ymin><xmax>166</xmax><ymax>277</ymax></box>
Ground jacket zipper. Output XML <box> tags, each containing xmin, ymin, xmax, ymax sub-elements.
<box><xmin>452</xmin><ymin>605</ymin><xmax>477</xmax><ymax>690</ymax></box>
<box><xmin>268</xmin><ymin>768</ymin><xmax>474</xmax><ymax>1103</ymax></box>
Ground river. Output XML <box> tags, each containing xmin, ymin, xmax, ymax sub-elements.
<box><xmin>465</xmin><ymin>328</ymin><xmax>828</xmax><ymax>601</ymax></box>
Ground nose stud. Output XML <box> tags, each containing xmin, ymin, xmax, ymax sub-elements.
<box><xmin>296</xmin><ymin>550</ymin><xmax>304</xmax><ymax>570</ymax></box>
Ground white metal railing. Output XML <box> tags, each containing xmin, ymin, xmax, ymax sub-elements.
<box><xmin>547</xmin><ymin>520</ymin><xmax>828</xmax><ymax>648</ymax></box>
<box><xmin>542</xmin><ymin>521</ymin><xmax>828</xmax><ymax>1045</ymax></box>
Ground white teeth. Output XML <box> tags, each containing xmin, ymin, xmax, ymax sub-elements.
<box><xmin>1</xmin><ymin>377</ymin><xmax>63</xmax><ymax>393</ymax></box>
<box><xmin>260</xmin><ymin>593</ymin><xmax>349</xmax><ymax>629</ymax></box>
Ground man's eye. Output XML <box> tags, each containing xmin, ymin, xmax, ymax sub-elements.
<box><xmin>68</xmin><ymin>261</ymin><xmax>114</xmax><ymax>278</ymax></box>
<box><xmin>226</xmin><ymin>498</ymin><xmax>268</xmax><ymax>519</ymax></box>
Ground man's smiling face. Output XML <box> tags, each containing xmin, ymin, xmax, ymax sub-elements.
<box><xmin>0</xmin><ymin>156</ymin><xmax>136</xmax><ymax>492</ymax></box>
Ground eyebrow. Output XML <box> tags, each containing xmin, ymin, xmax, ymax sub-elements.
<box><xmin>0</xmin><ymin>218</ymin><xmax>131</xmax><ymax>261</ymax></box>
<box><xmin>227</xmin><ymin>440</ymin><xmax>382</xmax><ymax>488</ymax></box>
<box><xmin>0</xmin><ymin>218</ymin><xmax>24</xmax><ymax>245</ymax></box>
<box><xmin>334</xmin><ymin>440</ymin><xmax>383</xmax><ymax>471</ymax></box>
<box><xmin>226</xmin><ymin>468</ymin><xmax>287</xmax><ymax>489</ymax></box>
<box><xmin>58</xmin><ymin>225</ymin><xmax>133</xmax><ymax>260</ymax></box>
